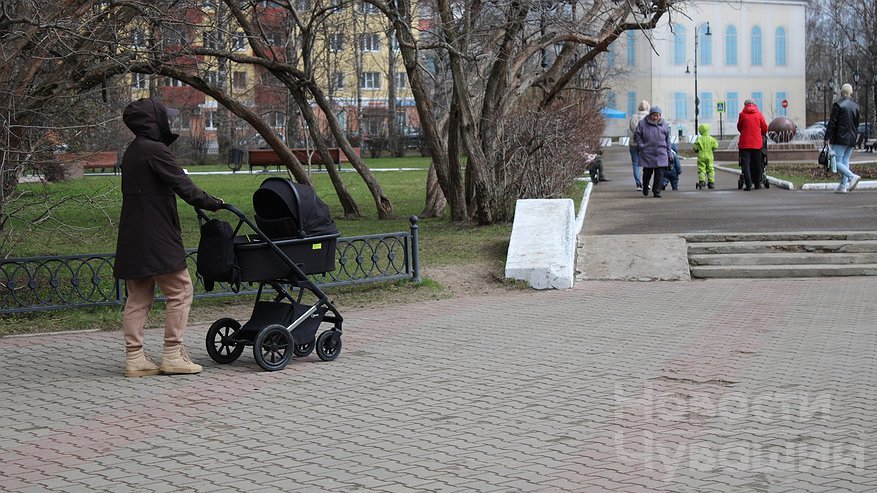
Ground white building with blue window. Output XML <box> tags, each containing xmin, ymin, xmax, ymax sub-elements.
<box><xmin>602</xmin><ymin>0</ymin><xmax>806</xmax><ymax>140</ymax></box>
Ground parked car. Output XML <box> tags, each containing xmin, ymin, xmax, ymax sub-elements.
<box><xmin>858</xmin><ymin>122</ymin><xmax>873</xmax><ymax>137</ymax></box>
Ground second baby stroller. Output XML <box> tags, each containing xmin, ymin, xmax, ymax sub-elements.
<box><xmin>738</xmin><ymin>135</ymin><xmax>770</xmax><ymax>189</ymax></box>
<box><xmin>196</xmin><ymin>177</ymin><xmax>343</xmax><ymax>371</ymax></box>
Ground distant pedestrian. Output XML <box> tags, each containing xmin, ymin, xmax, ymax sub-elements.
<box><xmin>824</xmin><ymin>83</ymin><xmax>861</xmax><ymax>193</ymax></box>
<box><xmin>633</xmin><ymin>105</ymin><xmax>672</xmax><ymax>198</ymax></box>
<box><xmin>737</xmin><ymin>99</ymin><xmax>768</xmax><ymax>191</ymax></box>
<box><xmin>115</xmin><ymin>98</ymin><xmax>224</xmax><ymax>377</ymax></box>
<box><xmin>693</xmin><ymin>123</ymin><xmax>719</xmax><ymax>189</ymax></box>
<box><xmin>628</xmin><ymin>100</ymin><xmax>651</xmax><ymax>191</ymax></box>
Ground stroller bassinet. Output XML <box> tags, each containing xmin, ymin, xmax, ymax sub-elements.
<box><xmin>195</xmin><ymin>178</ymin><xmax>343</xmax><ymax>372</ymax></box>
<box><xmin>235</xmin><ymin>177</ymin><xmax>340</xmax><ymax>280</ymax></box>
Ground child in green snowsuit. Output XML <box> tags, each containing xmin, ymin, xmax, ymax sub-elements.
<box><xmin>693</xmin><ymin>123</ymin><xmax>719</xmax><ymax>189</ymax></box>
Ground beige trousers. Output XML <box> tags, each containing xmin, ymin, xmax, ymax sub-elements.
<box><xmin>122</xmin><ymin>268</ymin><xmax>193</xmax><ymax>352</ymax></box>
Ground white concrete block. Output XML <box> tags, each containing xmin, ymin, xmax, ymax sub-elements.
<box><xmin>505</xmin><ymin>199</ymin><xmax>576</xmax><ymax>290</ymax></box>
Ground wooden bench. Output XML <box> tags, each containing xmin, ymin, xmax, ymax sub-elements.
<box><xmin>247</xmin><ymin>147</ymin><xmax>361</xmax><ymax>173</ymax></box>
<box><xmin>864</xmin><ymin>139</ymin><xmax>876</xmax><ymax>153</ymax></box>
<box><xmin>56</xmin><ymin>151</ymin><xmax>119</xmax><ymax>174</ymax></box>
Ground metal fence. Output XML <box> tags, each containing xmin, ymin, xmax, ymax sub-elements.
<box><xmin>0</xmin><ymin>217</ymin><xmax>420</xmax><ymax>315</ymax></box>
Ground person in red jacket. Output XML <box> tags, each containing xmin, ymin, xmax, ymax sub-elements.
<box><xmin>737</xmin><ymin>99</ymin><xmax>768</xmax><ymax>191</ymax></box>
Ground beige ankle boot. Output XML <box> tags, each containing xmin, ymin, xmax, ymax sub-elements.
<box><xmin>160</xmin><ymin>344</ymin><xmax>202</xmax><ymax>375</ymax></box>
<box><xmin>125</xmin><ymin>348</ymin><xmax>161</xmax><ymax>377</ymax></box>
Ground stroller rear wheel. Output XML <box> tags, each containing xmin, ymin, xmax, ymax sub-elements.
<box><xmin>206</xmin><ymin>318</ymin><xmax>245</xmax><ymax>364</ymax></box>
<box><xmin>316</xmin><ymin>330</ymin><xmax>342</xmax><ymax>362</ymax></box>
<box><xmin>254</xmin><ymin>324</ymin><xmax>294</xmax><ymax>371</ymax></box>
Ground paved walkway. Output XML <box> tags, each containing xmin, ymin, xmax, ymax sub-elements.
<box><xmin>2</xmin><ymin>151</ymin><xmax>877</xmax><ymax>492</ymax></box>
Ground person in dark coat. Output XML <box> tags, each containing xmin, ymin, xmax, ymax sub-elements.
<box><xmin>824</xmin><ymin>83</ymin><xmax>861</xmax><ymax>193</ymax></box>
<box><xmin>736</xmin><ymin>99</ymin><xmax>768</xmax><ymax>191</ymax></box>
<box><xmin>115</xmin><ymin>98</ymin><xmax>223</xmax><ymax>377</ymax></box>
<box><xmin>633</xmin><ymin>105</ymin><xmax>672</xmax><ymax>198</ymax></box>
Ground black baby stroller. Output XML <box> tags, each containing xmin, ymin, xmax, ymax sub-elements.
<box><xmin>738</xmin><ymin>135</ymin><xmax>770</xmax><ymax>189</ymax></box>
<box><xmin>195</xmin><ymin>177</ymin><xmax>343</xmax><ymax>371</ymax></box>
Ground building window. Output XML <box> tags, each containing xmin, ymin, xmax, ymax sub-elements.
<box><xmin>329</xmin><ymin>33</ymin><xmax>344</xmax><ymax>52</ymax></box>
<box><xmin>204</xmin><ymin>31</ymin><xmax>222</xmax><ymax>50</ymax></box>
<box><xmin>131</xmin><ymin>29</ymin><xmax>146</xmax><ymax>48</ymax></box>
<box><xmin>725</xmin><ymin>26</ymin><xmax>737</xmax><ymax>66</ymax></box>
<box><xmin>775</xmin><ymin>27</ymin><xmax>787</xmax><ymax>66</ymax></box>
<box><xmin>205</xmin><ymin>70</ymin><xmax>220</xmax><ymax>86</ymax></box>
<box><xmin>626</xmin><ymin>31</ymin><xmax>635</xmax><ymax>66</ymax></box>
<box><xmin>267</xmin><ymin>31</ymin><xmax>284</xmax><ymax>46</ymax></box>
<box><xmin>361</xmin><ymin>1</ymin><xmax>380</xmax><ymax>14</ymax></box>
<box><xmin>164</xmin><ymin>77</ymin><xmax>185</xmax><ymax>87</ymax></box>
<box><xmin>607</xmin><ymin>91</ymin><xmax>617</xmax><ymax>110</ymax></box>
<box><xmin>360</xmin><ymin>33</ymin><xmax>380</xmax><ymax>52</ymax></box>
<box><xmin>360</xmin><ymin>71</ymin><xmax>381</xmax><ymax>89</ymax></box>
<box><xmin>752</xmin><ymin>91</ymin><xmax>763</xmax><ymax>110</ymax></box>
<box><xmin>132</xmin><ymin>73</ymin><xmax>147</xmax><ymax>89</ymax></box>
<box><xmin>331</xmin><ymin>72</ymin><xmax>345</xmax><ymax>90</ymax></box>
<box><xmin>673</xmin><ymin>24</ymin><xmax>686</xmax><ymax>65</ymax></box>
<box><xmin>727</xmin><ymin>91</ymin><xmax>739</xmax><ymax>120</ymax></box>
<box><xmin>205</xmin><ymin>110</ymin><xmax>217</xmax><ymax>129</ymax></box>
<box><xmin>751</xmin><ymin>26</ymin><xmax>762</xmax><ymax>66</ymax></box>
<box><xmin>233</xmin><ymin>71</ymin><xmax>247</xmax><ymax>90</ymax></box>
<box><xmin>270</xmin><ymin>112</ymin><xmax>286</xmax><ymax>128</ymax></box>
<box><xmin>776</xmin><ymin>91</ymin><xmax>787</xmax><ymax>117</ymax></box>
<box><xmin>232</xmin><ymin>32</ymin><xmax>247</xmax><ymax>51</ymax></box>
<box><xmin>627</xmin><ymin>91</ymin><xmax>636</xmax><ymax>116</ymax></box>
<box><xmin>607</xmin><ymin>44</ymin><xmax>616</xmax><ymax>69</ymax></box>
<box><xmin>700</xmin><ymin>92</ymin><xmax>713</xmax><ymax>121</ymax></box>
<box><xmin>699</xmin><ymin>24</ymin><xmax>712</xmax><ymax>66</ymax></box>
<box><xmin>674</xmin><ymin>92</ymin><xmax>688</xmax><ymax>121</ymax></box>
<box><xmin>394</xmin><ymin>72</ymin><xmax>408</xmax><ymax>89</ymax></box>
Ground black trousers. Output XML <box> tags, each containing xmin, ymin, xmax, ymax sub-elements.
<box><xmin>740</xmin><ymin>149</ymin><xmax>763</xmax><ymax>189</ymax></box>
<box><xmin>642</xmin><ymin>167</ymin><xmax>665</xmax><ymax>194</ymax></box>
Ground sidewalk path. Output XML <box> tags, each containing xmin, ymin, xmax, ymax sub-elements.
<box><xmin>2</xmin><ymin>277</ymin><xmax>876</xmax><ymax>492</ymax></box>
<box><xmin>2</xmin><ymin>150</ymin><xmax>877</xmax><ymax>492</ymax></box>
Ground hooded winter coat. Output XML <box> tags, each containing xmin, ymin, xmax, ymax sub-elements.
<box><xmin>113</xmin><ymin>98</ymin><xmax>223</xmax><ymax>280</ymax></box>
<box><xmin>736</xmin><ymin>103</ymin><xmax>768</xmax><ymax>149</ymax></box>
<box><xmin>633</xmin><ymin>113</ymin><xmax>672</xmax><ymax>168</ymax></box>
<box><xmin>693</xmin><ymin>123</ymin><xmax>718</xmax><ymax>166</ymax></box>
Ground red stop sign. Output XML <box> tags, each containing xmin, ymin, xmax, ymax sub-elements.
<box><xmin>782</xmin><ymin>99</ymin><xmax>788</xmax><ymax>108</ymax></box>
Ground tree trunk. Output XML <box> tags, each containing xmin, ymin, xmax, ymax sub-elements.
<box><xmin>421</xmin><ymin>163</ymin><xmax>446</xmax><ymax>218</ymax></box>
<box><xmin>390</xmin><ymin>0</ymin><xmax>466</xmax><ymax>220</ymax></box>
<box><xmin>289</xmin><ymin>87</ymin><xmax>362</xmax><ymax>218</ymax></box>
<box><xmin>308</xmin><ymin>84</ymin><xmax>394</xmax><ymax>219</ymax></box>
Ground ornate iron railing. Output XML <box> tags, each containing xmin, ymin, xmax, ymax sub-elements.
<box><xmin>0</xmin><ymin>217</ymin><xmax>420</xmax><ymax>314</ymax></box>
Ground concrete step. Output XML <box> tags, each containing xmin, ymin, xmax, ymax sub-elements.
<box><xmin>688</xmin><ymin>252</ymin><xmax>877</xmax><ymax>266</ymax></box>
<box><xmin>688</xmin><ymin>240</ymin><xmax>877</xmax><ymax>255</ymax></box>
<box><xmin>690</xmin><ymin>263</ymin><xmax>877</xmax><ymax>278</ymax></box>
<box><xmin>685</xmin><ymin>232</ymin><xmax>877</xmax><ymax>243</ymax></box>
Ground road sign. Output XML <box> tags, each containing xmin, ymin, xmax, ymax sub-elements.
<box><xmin>716</xmin><ymin>101</ymin><xmax>726</xmax><ymax>113</ymax></box>
<box><xmin>782</xmin><ymin>99</ymin><xmax>788</xmax><ymax>108</ymax></box>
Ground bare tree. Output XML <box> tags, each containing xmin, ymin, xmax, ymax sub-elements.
<box><xmin>376</xmin><ymin>0</ymin><xmax>679</xmax><ymax>223</ymax></box>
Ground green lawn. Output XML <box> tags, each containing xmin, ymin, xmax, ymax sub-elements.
<box><xmin>2</xmin><ymin>161</ymin><xmax>591</xmax><ymax>334</ymax></box>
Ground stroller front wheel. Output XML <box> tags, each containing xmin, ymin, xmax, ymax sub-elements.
<box><xmin>316</xmin><ymin>330</ymin><xmax>342</xmax><ymax>362</ymax></box>
<box><xmin>254</xmin><ymin>324</ymin><xmax>294</xmax><ymax>371</ymax></box>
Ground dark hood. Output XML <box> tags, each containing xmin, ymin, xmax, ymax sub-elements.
<box><xmin>123</xmin><ymin>98</ymin><xmax>179</xmax><ymax>146</ymax></box>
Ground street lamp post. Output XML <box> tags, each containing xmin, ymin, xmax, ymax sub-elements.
<box><xmin>854</xmin><ymin>70</ymin><xmax>867</xmax><ymax>140</ymax></box>
<box><xmin>686</xmin><ymin>23</ymin><xmax>711</xmax><ymax>135</ymax></box>
<box><xmin>815</xmin><ymin>78</ymin><xmax>835</xmax><ymax>123</ymax></box>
